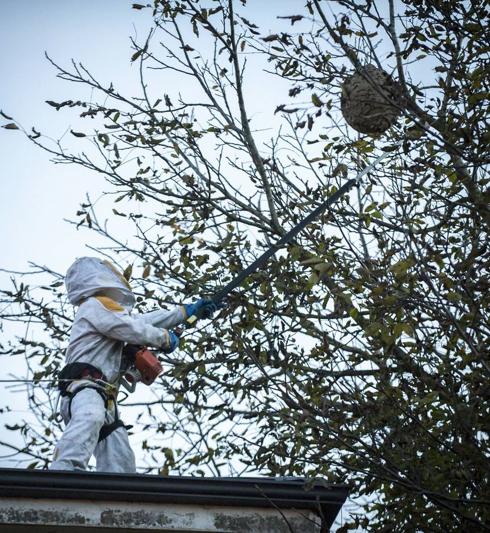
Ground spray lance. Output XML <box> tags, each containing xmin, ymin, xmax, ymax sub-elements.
<box><xmin>186</xmin><ymin>146</ymin><xmax>397</xmax><ymax>324</ymax></box>
<box><xmin>120</xmin><ymin>147</ymin><xmax>396</xmax><ymax>392</ymax></box>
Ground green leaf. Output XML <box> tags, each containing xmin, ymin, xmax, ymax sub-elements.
<box><xmin>301</xmin><ymin>255</ymin><xmax>323</xmax><ymax>266</ymax></box>
<box><xmin>262</xmin><ymin>34</ymin><xmax>279</xmax><ymax>42</ymax></box>
<box><xmin>349</xmin><ymin>307</ymin><xmax>359</xmax><ymax>320</ymax></box>
<box><xmin>406</xmin><ymin>127</ymin><xmax>424</xmax><ymax>139</ymax></box>
<box><xmin>97</xmin><ymin>133</ymin><xmax>110</xmax><ymax>146</ymax></box>
<box><xmin>381</xmin><ymin>143</ymin><xmax>399</xmax><ymax>152</ymax></box>
<box><xmin>131</xmin><ymin>49</ymin><xmax>144</xmax><ymax>62</ymax></box>
<box><xmin>393</xmin><ymin>322</ymin><xmax>412</xmax><ymax>338</ymax></box>
<box><xmin>351</xmin><ymin>139</ymin><xmax>374</xmax><ymax>152</ymax></box>
<box><xmin>419</xmin><ymin>391</ymin><xmax>438</xmax><ymax>406</ymax></box>
<box><xmin>2</xmin><ymin>123</ymin><xmax>19</xmax><ymax>130</ymax></box>
<box><xmin>305</xmin><ymin>271</ymin><xmax>319</xmax><ymax>290</ymax></box>
<box><xmin>468</xmin><ymin>92</ymin><xmax>489</xmax><ymax>106</ymax></box>
<box><xmin>311</xmin><ymin>93</ymin><xmax>322</xmax><ymax>107</ymax></box>
<box><xmin>390</xmin><ymin>257</ymin><xmax>415</xmax><ymax>278</ymax></box>
<box><xmin>447</xmin><ymin>291</ymin><xmax>462</xmax><ymax>302</ymax></box>
<box><xmin>123</xmin><ymin>264</ymin><xmax>133</xmax><ymax>282</ymax></box>
<box><xmin>464</xmin><ymin>22</ymin><xmax>482</xmax><ymax>33</ymax></box>
<box><xmin>163</xmin><ymin>447</ymin><xmax>175</xmax><ymax>462</ymax></box>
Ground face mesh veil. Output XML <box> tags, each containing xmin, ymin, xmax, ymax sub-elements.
<box><xmin>65</xmin><ymin>257</ymin><xmax>135</xmax><ymax>308</ymax></box>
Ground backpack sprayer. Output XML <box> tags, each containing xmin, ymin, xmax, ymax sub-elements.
<box><xmin>121</xmin><ymin>147</ymin><xmax>396</xmax><ymax>392</ymax></box>
<box><xmin>120</xmin><ymin>345</ymin><xmax>164</xmax><ymax>392</ymax></box>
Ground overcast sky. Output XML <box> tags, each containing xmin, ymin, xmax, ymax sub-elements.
<box><xmin>0</xmin><ymin>0</ymin><xmax>306</xmax><ymax>461</ymax></box>
<box><xmin>0</xmin><ymin>0</ymin><xmax>306</xmax><ymax>273</ymax></box>
<box><xmin>1</xmin><ymin>1</ymin><xmax>154</xmax><ymax>275</ymax></box>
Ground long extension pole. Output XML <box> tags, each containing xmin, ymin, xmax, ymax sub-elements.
<box><xmin>187</xmin><ymin>148</ymin><xmax>395</xmax><ymax>324</ymax></box>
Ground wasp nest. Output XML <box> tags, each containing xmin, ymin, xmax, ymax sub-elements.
<box><xmin>341</xmin><ymin>65</ymin><xmax>405</xmax><ymax>135</ymax></box>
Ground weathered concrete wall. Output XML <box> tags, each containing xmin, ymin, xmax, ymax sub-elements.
<box><xmin>0</xmin><ymin>496</ymin><xmax>322</xmax><ymax>532</ymax></box>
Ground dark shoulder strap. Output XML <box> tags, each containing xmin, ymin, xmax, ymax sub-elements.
<box><xmin>58</xmin><ymin>362</ymin><xmax>105</xmax><ymax>393</ymax></box>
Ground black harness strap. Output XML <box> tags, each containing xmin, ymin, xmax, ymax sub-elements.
<box><xmin>58</xmin><ymin>361</ymin><xmax>132</xmax><ymax>444</ymax></box>
<box><xmin>58</xmin><ymin>362</ymin><xmax>106</xmax><ymax>394</ymax></box>
<box><xmin>67</xmin><ymin>384</ymin><xmax>109</xmax><ymax>419</ymax></box>
<box><xmin>98</xmin><ymin>419</ymin><xmax>125</xmax><ymax>443</ymax></box>
<box><xmin>58</xmin><ymin>362</ymin><xmax>111</xmax><ymax>418</ymax></box>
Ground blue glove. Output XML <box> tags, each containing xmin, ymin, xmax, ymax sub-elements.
<box><xmin>162</xmin><ymin>330</ymin><xmax>179</xmax><ymax>353</ymax></box>
<box><xmin>185</xmin><ymin>298</ymin><xmax>220</xmax><ymax>320</ymax></box>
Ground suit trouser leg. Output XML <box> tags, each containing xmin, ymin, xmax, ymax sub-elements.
<box><xmin>94</xmin><ymin>423</ymin><xmax>136</xmax><ymax>473</ymax></box>
<box><xmin>50</xmin><ymin>388</ymin><xmax>106</xmax><ymax>471</ymax></box>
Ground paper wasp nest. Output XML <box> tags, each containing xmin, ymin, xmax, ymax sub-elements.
<box><xmin>341</xmin><ymin>65</ymin><xmax>405</xmax><ymax>135</ymax></box>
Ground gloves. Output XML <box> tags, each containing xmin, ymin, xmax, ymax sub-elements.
<box><xmin>185</xmin><ymin>298</ymin><xmax>221</xmax><ymax>321</ymax></box>
<box><xmin>161</xmin><ymin>330</ymin><xmax>179</xmax><ymax>354</ymax></box>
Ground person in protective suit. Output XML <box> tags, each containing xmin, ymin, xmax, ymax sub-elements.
<box><xmin>50</xmin><ymin>256</ymin><xmax>217</xmax><ymax>473</ymax></box>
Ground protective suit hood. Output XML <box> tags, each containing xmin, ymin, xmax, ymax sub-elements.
<box><xmin>65</xmin><ymin>257</ymin><xmax>135</xmax><ymax>309</ymax></box>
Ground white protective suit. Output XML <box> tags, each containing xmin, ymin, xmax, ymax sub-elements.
<box><xmin>50</xmin><ymin>256</ymin><xmax>186</xmax><ymax>473</ymax></box>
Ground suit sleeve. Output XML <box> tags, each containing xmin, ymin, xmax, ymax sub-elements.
<box><xmin>86</xmin><ymin>298</ymin><xmax>171</xmax><ymax>348</ymax></box>
<box><xmin>138</xmin><ymin>306</ymin><xmax>187</xmax><ymax>329</ymax></box>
